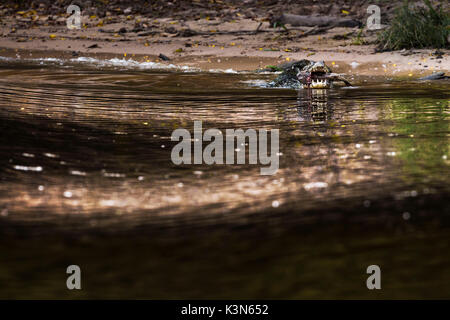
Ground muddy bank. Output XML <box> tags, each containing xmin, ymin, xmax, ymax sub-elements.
<box><xmin>0</xmin><ymin>1</ymin><xmax>448</xmax><ymax>76</ymax></box>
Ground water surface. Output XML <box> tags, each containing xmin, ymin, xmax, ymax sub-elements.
<box><xmin>0</xmin><ymin>59</ymin><xmax>449</xmax><ymax>298</ymax></box>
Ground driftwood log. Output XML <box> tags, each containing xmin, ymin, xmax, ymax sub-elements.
<box><xmin>273</xmin><ymin>13</ymin><xmax>361</xmax><ymax>28</ymax></box>
<box><xmin>118</xmin><ymin>12</ymin><xmax>362</xmax><ymax>38</ymax></box>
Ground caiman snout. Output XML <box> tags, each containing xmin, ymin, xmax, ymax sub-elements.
<box><xmin>297</xmin><ymin>60</ymin><xmax>351</xmax><ymax>89</ymax></box>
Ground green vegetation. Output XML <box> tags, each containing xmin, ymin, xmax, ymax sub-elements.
<box><xmin>378</xmin><ymin>0</ymin><xmax>449</xmax><ymax>50</ymax></box>
<box><xmin>351</xmin><ymin>28</ymin><xmax>366</xmax><ymax>45</ymax></box>
<box><xmin>264</xmin><ymin>65</ymin><xmax>283</xmax><ymax>72</ymax></box>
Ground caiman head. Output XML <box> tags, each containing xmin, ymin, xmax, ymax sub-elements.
<box><xmin>297</xmin><ymin>61</ymin><xmax>333</xmax><ymax>89</ymax></box>
<box><xmin>268</xmin><ymin>59</ymin><xmax>352</xmax><ymax>89</ymax></box>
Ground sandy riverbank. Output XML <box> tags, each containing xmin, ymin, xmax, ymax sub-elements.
<box><xmin>0</xmin><ymin>1</ymin><xmax>448</xmax><ymax>76</ymax></box>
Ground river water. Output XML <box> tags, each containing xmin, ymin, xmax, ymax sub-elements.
<box><xmin>0</xmin><ymin>58</ymin><xmax>449</xmax><ymax>298</ymax></box>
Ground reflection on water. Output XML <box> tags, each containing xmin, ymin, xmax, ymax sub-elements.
<box><xmin>0</xmin><ymin>60</ymin><xmax>449</xmax><ymax>298</ymax></box>
<box><xmin>297</xmin><ymin>88</ymin><xmax>334</xmax><ymax>122</ymax></box>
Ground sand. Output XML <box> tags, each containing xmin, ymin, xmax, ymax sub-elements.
<box><xmin>0</xmin><ymin>5</ymin><xmax>448</xmax><ymax>76</ymax></box>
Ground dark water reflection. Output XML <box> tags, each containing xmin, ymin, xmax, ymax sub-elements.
<box><xmin>0</xmin><ymin>60</ymin><xmax>449</xmax><ymax>298</ymax></box>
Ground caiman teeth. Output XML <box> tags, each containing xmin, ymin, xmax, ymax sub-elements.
<box><xmin>311</xmin><ymin>79</ymin><xmax>329</xmax><ymax>88</ymax></box>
